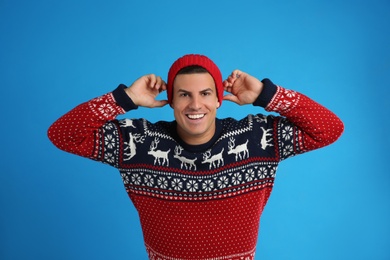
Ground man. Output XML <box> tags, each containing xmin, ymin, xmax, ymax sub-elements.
<box><xmin>48</xmin><ymin>54</ymin><xmax>344</xmax><ymax>259</ymax></box>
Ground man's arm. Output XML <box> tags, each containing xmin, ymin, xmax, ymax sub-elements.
<box><xmin>47</xmin><ymin>75</ymin><xmax>168</xmax><ymax>159</ymax></box>
<box><xmin>223</xmin><ymin>70</ymin><xmax>344</xmax><ymax>154</ymax></box>
<box><xmin>48</xmin><ymin>88</ymin><xmax>128</xmax><ymax>159</ymax></box>
<box><xmin>259</xmin><ymin>79</ymin><xmax>344</xmax><ymax>153</ymax></box>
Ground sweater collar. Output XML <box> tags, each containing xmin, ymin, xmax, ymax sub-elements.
<box><xmin>171</xmin><ymin>119</ymin><xmax>223</xmax><ymax>153</ymax></box>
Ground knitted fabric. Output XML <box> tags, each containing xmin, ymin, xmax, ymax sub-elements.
<box><xmin>167</xmin><ymin>54</ymin><xmax>224</xmax><ymax>105</ymax></box>
<box><xmin>48</xmin><ymin>79</ymin><xmax>343</xmax><ymax>260</ymax></box>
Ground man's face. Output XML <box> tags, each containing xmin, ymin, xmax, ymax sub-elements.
<box><xmin>171</xmin><ymin>73</ymin><xmax>220</xmax><ymax>145</ymax></box>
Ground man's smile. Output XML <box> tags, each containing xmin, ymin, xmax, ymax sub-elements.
<box><xmin>187</xmin><ymin>113</ymin><xmax>205</xmax><ymax>120</ymax></box>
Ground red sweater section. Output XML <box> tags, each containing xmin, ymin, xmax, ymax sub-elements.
<box><xmin>48</xmin><ymin>93</ymin><xmax>125</xmax><ymax>158</ymax></box>
<box><xmin>265</xmin><ymin>87</ymin><xmax>344</xmax><ymax>152</ymax></box>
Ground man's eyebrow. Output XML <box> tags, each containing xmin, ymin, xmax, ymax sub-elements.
<box><xmin>177</xmin><ymin>89</ymin><xmax>190</xmax><ymax>93</ymax></box>
<box><xmin>200</xmin><ymin>88</ymin><xmax>213</xmax><ymax>93</ymax></box>
<box><xmin>177</xmin><ymin>88</ymin><xmax>214</xmax><ymax>93</ymax></box>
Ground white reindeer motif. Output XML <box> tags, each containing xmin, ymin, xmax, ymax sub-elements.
<box><xmin>148</xmin><ymin>138</ymin><xmax>171</xmax><ymax>166</ymax></box>
<box><xmin>260</xmin><ymin>127</ymin><xmax>273</xmax><ymax>150</ymax></box>
<box><xmin>174</xmin><ymin>146</ymin><xmax>197</xmax><ymax>170</ymax></box>
<box><xmin>202</xmin><ymin>148</ymin><xmax>224</xmax><ymax>169</ymax></box>
<box><xmin>228</xmin><ymin>137</ymin><xmax>249</xmax><ymax>161</ymax></box>
<box><xmin>124</xmin><ymin>133</ymin><xmax>145</xmax><ymax>161</ymax></box>
<box><xmin>120</xmin><ymin>119</ymin><xmax>136</xmax><ymax>128</ymax></box>
<box><xmin>255</xmin><ymin>115</ymin><xmax>268</xmax><ymax>124</ymax></box>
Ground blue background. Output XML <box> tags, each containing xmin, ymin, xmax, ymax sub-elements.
<box><xmin>1</xmin><ymin>0</ymin><xmax>389</xmax><ymax>259</ymax></box>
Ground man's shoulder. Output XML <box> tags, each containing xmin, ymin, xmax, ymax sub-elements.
<box><xmin>116</xmin><ymin>118</ymin><xmax>174</xmax><ymax>135</ymax></box>
<box><xmin>219</xmin><ymin>113</ymin><xmax>268</xmax><ymax>127</ymax></box>
<box><xmin>217</xmin><ymin>113</ymin><xmax>278</xmax><ymax>138</ymax></box>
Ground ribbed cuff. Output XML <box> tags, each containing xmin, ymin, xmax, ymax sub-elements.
<box><xmin>253</xmin><ymin>78</ymin><xmax>277</xmax><ymax>108</ymax></box>
<box><xmin>112</xmin><ymin>84</ymin><xmax>138</xmax><ymax>112</ymax></box>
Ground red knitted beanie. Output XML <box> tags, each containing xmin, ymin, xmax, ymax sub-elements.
<box><xmin>167</xmin><ymin>54</ymin><xmax>223</xmax><ymax>105</ymax></box>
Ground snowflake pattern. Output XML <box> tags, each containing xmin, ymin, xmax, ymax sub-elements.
<box><xmin>245</xmin><ymin>168</ymin><xmax>255</xmax><ymax>182</ymax></box>
<box><xmin>131</xmin><ymin>173</ymin><xmax>141</xmax><ymax>185</ymax></box>
<box><xmin>269</xmin><ymin>166</ymin><xmax>276</xmax><ymax>178</ymax></box>
<box><xmin>278</xmin><ymin>118</ymin><xmax>300</xmax><ymax>160</ymax></box>
<box><xmin>282</xmin><ymin>125</ymin><xmax>293</xmax><ymax>140</ymax></box>
<box><xmin>258</xmin><ymin>167</ymin><xmax>267</xmax><ymax>179</ymax></box>
<box><xmin>283</xmin><ymin>145</ymin><xmax>294</xmax><ymax>157</ymax></box>
<box><xmin>271</xmin><ymin>88</ymin><xmax>299</xmax><ymax>113</ymax></box>
<box><xmin>104</xmin><ymin>152</ymin><xmax>115</xmax><ymax>164</ymax></box>
<box><xmin>104</xmin><ymin>123</ymin><xmax>114</xmax><ymax>131</ymax></box>
<box><xmin>202</xmin><ymin>179</ymin><xmax>214</xmax><ymax>192</ymax></box>
<box><xmin>186</xmin><ymin>180</ymin><xmax>198</xmax><ymax>192</ymax></box>
<box><xmin>104</xmin><ymin>134</ymin><xmax>115</xmax><ymax>149</ymax></box>
<box><xmin>172</xmin><ymin>178</ymin><xmax>183</xmax><ymax>191</ymax></box>
<box><xmin>232</xmin><ymin>172</ymin><xmax>243</xmax><ymax>185</ymax></box>
<box><xmin>217</xmin><ymin>176</ymin><xmax>229</xmax><ymax>189</ymax></box>
<box><xmin>121</xmin><ymin>173</ymin><xmax>129</xmax><ymax>184</ymax></box>
<box><xmin>97</xmin><ymin>103</ymin><xmax>114</xmax><ymax>117</ymax></box>
<box><xmin>144</xmin><ymin>174</ymin><xmax>154</xmax><ymax>187</ymax></box>
<box><xmin>121</xmin><ymin>163</ymin><xmax>277</xmax><ymax>197</ymax></box>
<box><xmin>285</xmin><ymin>89</ymin><xmax>296</xmax><ymax>98</ymax></box>
<box><xmin>157</xmin><ymin>177</ymin><xmax>168</xmax><ymax>189</ymax></box>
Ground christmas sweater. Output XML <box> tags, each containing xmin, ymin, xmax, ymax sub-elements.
<box><xmin>48</xmin><ymin>79</ymin><xmax>344</xmax><ymax>260</ymax></box>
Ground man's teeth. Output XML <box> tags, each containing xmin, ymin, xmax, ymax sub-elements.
<box><xmin>187</xmin><ymin>114</ymin><xmax>205</xmax><ymax>119</ymax></box>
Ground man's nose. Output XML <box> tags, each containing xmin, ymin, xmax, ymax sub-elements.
<box><xmin>189</xmin><ymin>95</ymin><xmax>202</xmax><ymax>109</ymax></box>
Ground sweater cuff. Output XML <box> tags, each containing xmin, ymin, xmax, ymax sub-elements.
<box><xmin>253</xmin><ymin>78</ymin><xmax>277</xmax><ymax>108</ymax></box>
<box><xmin>112</xmin><ymin>84</ymin><xmax>138</xmax><ymax>112</ymax></box>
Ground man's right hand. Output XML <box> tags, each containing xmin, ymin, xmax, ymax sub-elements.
<box><xmin>125</xmin><ymin>74</ymin><xmax>168</xmax><ymax>108</ymax></box>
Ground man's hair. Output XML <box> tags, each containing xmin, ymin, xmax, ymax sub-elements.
<box><xmin>177</xmin><ymin>65</ymin><xmax>208</xmax><ymax>75</ymax></box>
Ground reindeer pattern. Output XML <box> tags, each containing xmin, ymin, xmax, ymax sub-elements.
<box><xmin>123</xmin><ymin>132</ymin><xmax>145</xmax><ymax>161</ymax></box>
<box><xmin>174</xmin><ymin>146</ymin><xmax>197</xmax><ymax>170</ymax></box>
<box><xmin>113</xmin><ymin>113</ymin><xmax>294</xmax><ymax>171</ymax></box>
<box><xmin>148</xmin><ymin>138</ymin><xmax>171</xmax><ymax>166</ymax></box>
<box><xmin>93</xmin><ymin>94</ymin><xmax>304</xmax><ymax>203</ymax></box>
<box><xmin>103</xmin><ymin>113</ymin><xmax>300</xmax><ymax>198</ymax></box>
<box><xmin>260</xmin><ymin>127</ymin><xmax>273</xmax><ymax>150</ymax></box>
<box><xmin>202</xmin><ymin>148</ymin><xmax>225</xmax><ymax>169</ymax></box>
<box><xmin>228</xmin><ymin>137</ymin><xmax>249</xmax><ymax>160</ymax></box>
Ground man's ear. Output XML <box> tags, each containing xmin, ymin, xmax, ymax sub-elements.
<box><xmin>216</xmin><ymin>101</ymin><xmax>220</xmax><ymax>108</ymax></box>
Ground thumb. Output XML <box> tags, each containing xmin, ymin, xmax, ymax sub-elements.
<box><xmin>152</xmin><ymin>99</ymin><xmax>169</xmax><ymax>108</ymax></box>
<box><xmin>223</xmin><ymin>94</ymin><xmax>241</xmax><ymax>104</ymax></box>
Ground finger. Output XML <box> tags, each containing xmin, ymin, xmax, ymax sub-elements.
<box><xmin>232</xmin><ymin>69</ymin><xmax>242</xmax><ymax>77</ymax></box>
<box><xmin>160</xmin><ymin>80</ymin><xmax>167</xmax><ymax>92</ymax></box>
<box><xmin>156</xmin><ymin>76</ymin><xmax>164</xmax><ymax>88</ymax></box>
<box><xmin>223</xmin><ymin>84</ymin><xmax>233</xmax><ymax>93</ymax></box>
<box><xmin>155</xmin><ymin>77</ymin><xmax>168</xmax><ymax>93</ymax></box>
<box><xmin>223</xmin><ymin>80</ymin><xmax>231</xmax><ymax>89</ymax></box>
<box><xmin>230</xmin><ymin>69</ymin><xmax>244</xmax><ymax>82</ymax></box>
<box><xmin>147</xmin><ymin>74</ymin><xmax>157</xmax><ymax>88</ymax></box>
<box><xmin>225</xmin><ymin>70</ymin><xmax>241</xmax><ymax>84</ymax></box>
<box><xmin>224</xmin><ymin>75</ymin><xmax>235</xmax><ymax>86</ymax></box>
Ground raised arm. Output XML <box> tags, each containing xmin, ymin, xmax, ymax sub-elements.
<box><xmin>47</xmin><ymin>74</ymin><xmax>168</xmax><ymax>159</ymax></box>
<box><xmin>223</xmin><ymin>70</ymin><xmax>344</xmax><ymax>153</ymax></box>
